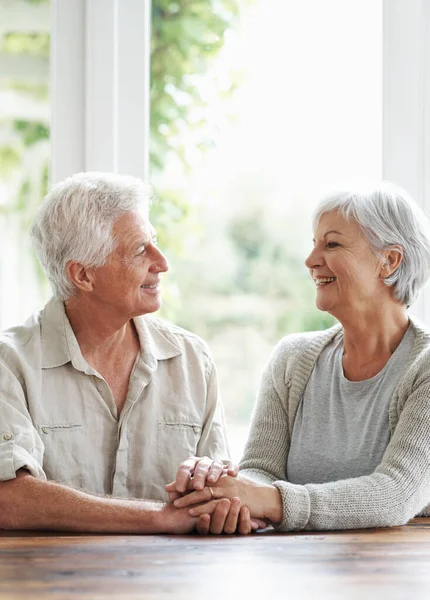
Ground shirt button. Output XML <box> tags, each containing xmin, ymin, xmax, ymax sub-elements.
<box><xmin>2</xmin><ymin>432</ymin><xmax>13</xmax><ymax>441</ymax></box>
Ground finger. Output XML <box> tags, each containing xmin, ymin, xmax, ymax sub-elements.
<box><xmin>174</xmin><ymin>487</ymin><xmax>212</xmax><ymax>509</ymax></box>
<box><xmin>238</xmin><ymin>506</ymin><xmax>252</xmax><ymax>536</ymax></box>
<box><xmin>188</xmin><ymin>499</ymin><xmax>219</xmax><ymax>517</ymax></box>
<box><xmin>174</xmin><ymin>457</ymin><xmax>199</xmax><ymax>493</ymax></box>
<box><xmin>251</xmin><ymin>518</ymin><xmax>267</xmax><ymax>530</ymax></box>
<box><xmin>165</xmin><ymin>481</ymin><xmax>177</xmax><ymax>493</ymax></box>
<box><xmin>226</xmin><ymin>462</ymin><xmax>239</xmax><ymax>477</ymax></box>
<box><xmin>207</xmin><ymin>460</ymin><xmax>225</xmax><ymax>484</ymax></box>
<box><xmin>167</xmin><ymin>491</ymin><xmax>182</xmax><ymax>502</ymax></box>
<box><xmin>209</xmin><ymin>499</ymin><xmax>231</xmax><ymax>535</ymax></box>
<box><xmin>192</xmin><ymin>456</ymin><xmax>213</xmax><ymax>490</ymax></box>
<box><xmin>196</xmin><ymin>514</ymin><xmax>211</xmax><ymax>536</ymax></box>
<box><xmin>223</xmin><ymin>497</ymin><xmax>241</xmax><ymax>534</ymax></box>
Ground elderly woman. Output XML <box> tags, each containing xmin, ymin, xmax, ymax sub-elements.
<box><xmin>168</xmin><ymin>181</ymin><xmax>430</xmax><ymax>532</ymax></box>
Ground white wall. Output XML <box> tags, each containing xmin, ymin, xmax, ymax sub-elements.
<box><xmin>383</xmin><ymin>0</ymin><xmax>430</xmax><ymax>323</ymax></box>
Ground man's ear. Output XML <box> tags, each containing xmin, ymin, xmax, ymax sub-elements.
<box><xmin>66</xmin><ymin>261</ymin><xmax>95</xmax><ymax>293</ymax></box>
<box><xmin>380</xmin><ymin>246</ymin><xmax>403</xmax><ymax>278</ymax></box>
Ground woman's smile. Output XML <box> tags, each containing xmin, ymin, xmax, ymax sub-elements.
<box><xmin>313</xmin><ymin>276</ymin><xmax>337</xmax><ymax>287</ymax></box>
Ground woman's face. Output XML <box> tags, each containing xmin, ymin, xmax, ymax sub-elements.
<box><xmin>305</xmin><ymin>211</ymin><xmax>387</xmax><ymax>318</ymax></box>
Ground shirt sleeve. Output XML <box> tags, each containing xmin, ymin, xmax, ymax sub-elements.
<box><xmin>241</xmin><ymin>347</ymin><xmax>430</xmax><ymax>531</ymax></box>
<box><xmin>196</xmin><ymin>360</ymin><xmax>231</xmax><ymax>463</ymax></box>
<box><xmin>0</xmin><ymin>356</ymin><xmax>46</xmax><ymax>481</ymax></box>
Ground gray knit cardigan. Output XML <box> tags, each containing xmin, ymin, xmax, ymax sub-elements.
<box><xmin>240</xmin><ymin>315</ymin><xmax>430</xmax><ymax>531</ymax></box>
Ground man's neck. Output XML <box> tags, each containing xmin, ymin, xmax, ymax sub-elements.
<box><xmin>64</xmin><ymin>295</ymin><xmax>137</xmax><ymax>359</ymax></box>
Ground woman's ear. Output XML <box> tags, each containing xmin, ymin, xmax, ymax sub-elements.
<box><xmin>66</xmin><ymin>261</ymin><xmax>95</xmax><ymax>293</ymax></box>
<box><xmin>380</xmin><ymin>246</ymin><xmax>403</xmax><ymax>277</ymax></box>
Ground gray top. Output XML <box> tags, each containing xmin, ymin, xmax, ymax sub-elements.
<box><xmin>287</xmin><ymin>325</ymin><xmax>416</xmax><ymax>485</ymax></box>
<box><xmin>240</xmin><ymin>316</ymin><xmax>430</xmax><ymax>531</ymax></box>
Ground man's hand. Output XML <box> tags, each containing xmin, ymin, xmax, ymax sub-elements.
<box><xmin>159</xmin><ymin>502</ymin><xmax>199</xmax><ymax>534</ymax></box>
<box><xmin>166</xmin><ymin>456</ymin><xmax>239</xmax><ymax>496</ymax></box>
<box><xmin>194</xmin><ymin>499</ymin><xmax>265</xmax><ymax>535</ymax></box>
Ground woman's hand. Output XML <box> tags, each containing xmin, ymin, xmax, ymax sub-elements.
<box><xmin>172</xmin><ymin>474</ymin><xmax>283</xmax><ymax>523</ymax></box>
<box><xmin>165</xmin><ymin>456</ymin><xmax>239</xmax><ymax>497</ymax></box>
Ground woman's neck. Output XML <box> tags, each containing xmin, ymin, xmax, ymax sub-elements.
<box><xmin>337</xmin><ymin>303</ymin><xmax>409</xmax><ymax>381</ymax></box>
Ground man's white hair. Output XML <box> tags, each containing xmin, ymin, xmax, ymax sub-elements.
<box><xmin>312</xmin><ymin>181</ymin><xmax>430</xmax><ymax>307</ymax></box>
<box><xmin>30</xmin><ymin>172</ymin><xmax>152</xmax><ymax>301</ymax></box>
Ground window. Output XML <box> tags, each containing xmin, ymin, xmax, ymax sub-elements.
<box><xmin>150</xmin><ymin>0</ymin><xmax>383</xmax><ymax>459</ymax></box>
<box><xmin>0</xmin><ymin>0</ymin><xmax>50</xmax><ymax>328</ymax></box>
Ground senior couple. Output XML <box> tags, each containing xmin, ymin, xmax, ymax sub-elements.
<box><xmin>0</xmin><ymin>172</ymin><xmax>429</xmax><ymax>534</ymax></box>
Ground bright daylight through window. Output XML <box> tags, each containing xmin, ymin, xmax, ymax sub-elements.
<box><xmin>150</xmin><ymin>0</ymin><xmax>382</xmax><ymax>458</ymax></box>
<box><xmin>0</xmin><ymin>0</ymin><xmax>50</xmax><ymax>328</ymax></box>
<box><xmin>0</xmin><ymin>0</ymin><xmax>382</xmax><ymax>460</ymax></box>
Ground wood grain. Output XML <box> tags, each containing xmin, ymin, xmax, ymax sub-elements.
<box><xmin>0</xmin><ymin>518</ymin><xmax>429</xmax><ymax>599</ymax></box>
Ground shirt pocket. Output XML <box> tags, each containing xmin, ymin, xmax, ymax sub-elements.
<box><xmin>156</xmin><ymin>420</ymin><xmax>202</xmax><ymax>479</ymax></box>
<box><xmin>36</xmin><ymin>422</ymin><xmax>86</xmax><ymax>487</ymax></box>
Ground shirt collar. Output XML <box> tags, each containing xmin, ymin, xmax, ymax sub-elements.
<box><xmin>134</xmin><ymin>315</ymin><xmax>182</xmax><ymax>369</ymax></box>
<box><xmin>41</xmin><ymin>297</ymin><xmax>77</xmax><ymax>369</ymax></box>
<box><xmin>40</xmin><ymin>296</ymin><xmax>182</xmax><ymax>370</ymax></box>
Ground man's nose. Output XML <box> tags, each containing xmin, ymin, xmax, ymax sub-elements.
<box><xmin>151</xmin><ymin>245</ymin><xmax>169</xmax><ymax>273</ymax></box>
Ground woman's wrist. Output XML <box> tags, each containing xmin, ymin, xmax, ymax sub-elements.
<box><xmin>260</xmin><ymin>485</ymin><xmax>283</xmax><ymax>524</ymax></box>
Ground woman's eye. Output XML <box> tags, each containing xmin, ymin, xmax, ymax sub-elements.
<box><xmin>326</xmin><ymin>242</ymin><xmax>339</xmax><ymax>249</ymax></box>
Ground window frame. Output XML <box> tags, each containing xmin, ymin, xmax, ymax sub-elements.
<box><xmin>51</xmin><ymin>0</ymin><xmax>430</xmax><ymax>323</ymax></box>
<box><xmin>50</xmin><ymin>0</ymin><xmax>151</xmax><ymax>183</ymax></box>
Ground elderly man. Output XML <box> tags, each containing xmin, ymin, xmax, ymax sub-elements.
<box><xmin>0</xmin><ymin>172</ymin><xmax>253</xmax><ymax>535</ymax></box>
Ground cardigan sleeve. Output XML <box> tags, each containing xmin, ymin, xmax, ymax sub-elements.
<box><xmin>239</xmin><ymin>339</ymin><xmax>292</xmax><ymax>486</ymax></box>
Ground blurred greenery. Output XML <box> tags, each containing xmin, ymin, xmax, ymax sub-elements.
<box><xmin>0</xmin><ymin>0</ymin><xmax>336</xmax><ymax>426</ymax></box>
<box><xmin>150</xmin><ymin>0</ymin><xmax>241</xmax><ymax>172</ymax></box>
<box><xmin>3</xmin><ymin>33</ymin><xmax>50</xmax><ymax>55</ymax></box>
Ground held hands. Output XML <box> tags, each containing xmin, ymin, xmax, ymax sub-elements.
<box><xmin>165</xmin><ymin>456</ymin><xmax>268</xmax><ymax>534</ymax></box>
<box><xmin>161</xmin><ymin>501</ymin><xmax>255</xmax><ymax>535</ymax></box>
<box><xmin>169</xmin><ymin>473</ymin><xmax>270</xmax><ymax>520</ymax></box>
<box><xmin>167</xmin><ymin>456</ymin><xmax>239</xmax><ymax>498</ymax></box>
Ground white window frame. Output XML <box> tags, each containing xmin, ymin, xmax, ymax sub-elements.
<box><xmin>50</xmin><ymin>0</ymin><xmax>151</xmax><ymax>183</ymax></box>
<box><xmin>383</xmin><ymin>0</ymin><xmax>430</xmax><ymax>323</ymax></box>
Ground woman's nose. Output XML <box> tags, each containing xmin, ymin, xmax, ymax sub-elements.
<box><xmin>305</xmin><ymin>247</ymin><xmax>323</xmax><ymax>269</ymax></box>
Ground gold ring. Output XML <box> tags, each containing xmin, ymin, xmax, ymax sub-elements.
<box><xmin>208</xmin><ymin>486</ymin><xmax>215</xmax><ymax>499</ymax></box>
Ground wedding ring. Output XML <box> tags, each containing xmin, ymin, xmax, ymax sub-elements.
<box><xmin>208</xmin><ymin>486</ymin><xmax>215</xmax><ymax>499</ymax></box>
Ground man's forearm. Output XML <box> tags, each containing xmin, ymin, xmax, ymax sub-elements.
<box><xmin>0</xmin><ymin>471</ymin><xmax>189</xmax><ymax>534</ymax></box>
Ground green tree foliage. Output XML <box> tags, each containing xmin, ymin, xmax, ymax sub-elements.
<box><xmin>150</xmin><ymin>0</ymin><xmax>241</xmax><ymax>172</ymax></box>
<box><xmin>0</xmin><ymin>0</ymin><xmax>243</xmax><ymax>226</ymax></box>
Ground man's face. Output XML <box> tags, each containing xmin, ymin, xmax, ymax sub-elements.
<box><xmin>90</xmin><ymin>211</ymin><xmax>169</xmax><ymax>318</ymax></box>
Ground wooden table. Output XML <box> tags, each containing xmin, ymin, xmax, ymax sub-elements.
<box><xmin>0</xmin><ymin>519</ymin><xmax>429</xmax><ymax>600</ymax></box>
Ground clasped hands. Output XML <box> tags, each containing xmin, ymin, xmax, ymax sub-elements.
<box><xmin>165</xmin><ymin>456</ymin><xmax>282</xmax><ymax>535</ymax></box>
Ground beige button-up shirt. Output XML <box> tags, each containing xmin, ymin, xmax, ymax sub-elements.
<box><xmin>0</xmin><ymin>297</ymin><xmax>230</xmax><ymax>500</ymax></box>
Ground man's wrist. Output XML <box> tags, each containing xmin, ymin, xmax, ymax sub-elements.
<box><xmin>145</xmin><ymin>501</ymin><xmax>170</xmax><ymax>533</ymax></box>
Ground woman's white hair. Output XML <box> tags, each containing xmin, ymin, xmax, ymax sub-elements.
<box><xmin>312</xmin><ymin>181</ymin><xmax>430</xmax><ymax>307</ymax></box>
<box><xmin>30</xmin><ymin>172</ymin><xmax>152</xmax><ymax>301</ymax></box>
